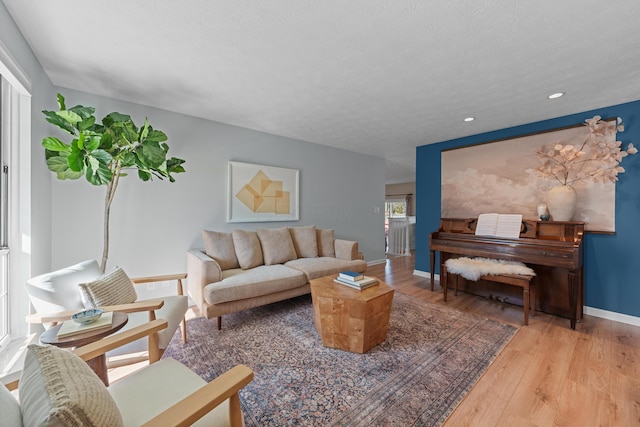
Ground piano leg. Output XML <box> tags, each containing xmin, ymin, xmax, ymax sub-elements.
<box><xmin>568</xmin><ymin>270</ymin><xmax>578</xmax><ymax>329</ymax></box>
<box><xmin>578</xmin><ymin>267</ymin><xmax>584</xmax><ymax>320</ymax></box>
<box><xmin>429</xmin><ymin>250</ymin><xmax>436</xmax><ymax>291</ymax></box>
<box><xmin>523</xmin><ymin>287</ymin><xmax>530</xmax><ymax>326</ymax></box>
<box><xmin>531</xmin><ymin>276</ymin><xmax>536</xmax><ymax>318</ymax></box>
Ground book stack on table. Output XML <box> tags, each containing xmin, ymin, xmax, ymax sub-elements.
<box><xmin>334</xmin><ymin>271</ymin><xmax>379</xmax><ymax>290</ymax></box>
<box><xmin>57</xmin><ymin>311</ymin><xmax>114</xmax><ymax>338</ymax></box>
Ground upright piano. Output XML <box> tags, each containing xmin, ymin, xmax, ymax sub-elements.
<box><xmin>429</xmin><ymin>218</ymin><xmax>585</xmax><ymax>329</ymax></box>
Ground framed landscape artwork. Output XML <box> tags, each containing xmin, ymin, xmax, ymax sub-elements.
<box><xmin>227</xmin><ymin>161</ymin><xmax>300</xmax><ymax>223</ymax></box>
<box><xmin>441</xmin><ymin>120</ymin><xmax>619</xmax><ymax>233</ymax></box>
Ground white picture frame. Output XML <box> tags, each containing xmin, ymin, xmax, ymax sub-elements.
<box><xmin>227</xmin><ymin>161</ymin><xmax>300</xmax><ymax>223</ymax></box>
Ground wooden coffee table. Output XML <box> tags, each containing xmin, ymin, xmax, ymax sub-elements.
<box><xmin>310</xmin><ymin>275</ymin><xmax>394</xmax><ymax>353</ymax></box>
<box><xmin>39</xmin><ymin>311</ymin><xmax>128</xmax><ymax>385</ymax></box>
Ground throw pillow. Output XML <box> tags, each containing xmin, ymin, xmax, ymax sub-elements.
<box><xmin>232</xmin><ymin>229</ymin><xmax>264</xmax><ymax>269</ymax></box>
<box><xmin>78</xmin><ymin>267</ymin><xmax>138</xmax><ymax>308</ymax></box>
<box><xmin>19</xmin><ymin>344</ymin><xmax>124</xmax><ymax>427</ymax></box>
<box><xmin>203</xmin><ymin>230</ymin><xmax>240</xmax><ymax>270</ymax></box>
<box><xmin>289</xmin><ymin>225</ymin><xmax>318</xmax><ymax>258</ymax></box>
<box><xmin>317</xmin><ymin>228</ymin><xmax>336</xmax><ymax>257</ymax></box>
<box><xmin>257</xmin><ymin>227</ymin><xmax>298</xmax><ymax>265</ymax></box>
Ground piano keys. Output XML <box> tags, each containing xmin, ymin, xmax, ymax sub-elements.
<box><xmin>429</xmin><ymin>218</ymin><xmax>584</xmax><ymax>329</ymax></box>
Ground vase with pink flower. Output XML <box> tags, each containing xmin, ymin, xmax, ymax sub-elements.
<box><xmin>535</xmin><ymin>116</ymin><xmax>636</xmax><ymax>221</ymax></box>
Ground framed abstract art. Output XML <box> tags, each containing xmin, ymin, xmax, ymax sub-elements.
<box><xmin>227</xmin><ymin>161</ymin><xmax>300</xmax><ymax>223</ymax></box>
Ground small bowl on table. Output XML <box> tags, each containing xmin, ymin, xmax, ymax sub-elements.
<box><xmin>72</xmin><ymin>308</ymin><xmax>104</xmax><ymax>325</ymax></box>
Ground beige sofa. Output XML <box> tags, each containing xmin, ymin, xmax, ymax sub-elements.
<box><xmin>187</xmin><ymin>225</ymin><xmax>367</xmax><ymax>328</ymax></box>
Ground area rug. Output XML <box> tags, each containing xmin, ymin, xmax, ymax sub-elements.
<box><xmin>163</xmin><ymin>292</ymin><xmax>517</xmax><ymax>426</ymax></box>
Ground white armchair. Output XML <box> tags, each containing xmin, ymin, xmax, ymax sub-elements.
<box><xmin>1</xmin><ymin>320</ymin><xmax>254</xmax><ymax>427</ymax></box>
<box><xmin>25</xmin><ymin>259</ymin><xmax>188</xmax><ymax>363</ymax></box>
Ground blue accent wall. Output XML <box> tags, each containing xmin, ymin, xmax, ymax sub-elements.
<box><xmin>416</xmin><ymin>100</ymin><xmax>640</xmax><ymax>318</ymax></box>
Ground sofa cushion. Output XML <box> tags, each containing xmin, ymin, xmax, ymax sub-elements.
<box><xmin>289</xmin><ymin>226</ymin><xmax>318</xmax><ymax>258</ymax></box>
<box><xmin>232</xmin><ymin>230</ymin><xmax>264</xmax><ymax>269</ymax></box>
<box><xmin>257</xmin><ymin>227</ymin><xmax>297</xmax><ymax>265</ymax></box>
<box><xmin>203</xmin><ymin>265</ymin><xmax>307</xmax><ymax>304</ymax></box>
<box><xmin>20</xmin><ymin>344</ymin><xmax>124</xmax><ymax>427</ymax></box>
<box><xmin>285</xmin><ymin>257</ymin><xmax>367</xmax><ymax>280</ymax></box>
<box><xmin>316</xmin><ymin>228</ymin><xmax>336</xmax><ymax>257</ymax></box>
<box><xmin>78</xmin><ymin>267</ymin><xmax>138</xmax><ymax>308</ymax></box>
<box><xmin>203</xmin><ymin>230</ymin><xmax>240</xmax><ymax>270</ymax></box>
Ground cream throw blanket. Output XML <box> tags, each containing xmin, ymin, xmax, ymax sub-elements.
<box><xmin>445</xmin><ymin>257</ymin><xmax>535</xmax><ymax>281</ymax></box>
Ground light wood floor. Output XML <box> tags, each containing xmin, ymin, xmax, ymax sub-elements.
<box><xmin>370</xmin><ymin>254</ymin><xmax>640</xmax><ymax>427</ymax></box>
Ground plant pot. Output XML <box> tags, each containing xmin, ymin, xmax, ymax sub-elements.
<box><xmin>546</xmin><ymin>185</ymin><xmax>577</xmax><ymax>221</ymax></box>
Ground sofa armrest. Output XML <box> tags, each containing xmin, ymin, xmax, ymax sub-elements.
<box><xmin>334</xmin><ymin>239</ymin><xmax>360</xmax><ymax>260</ymax></box>
<box><xmin>187</xmin><ymin>250</ymin><xmax>222</xmax><ymax>310</ymax></box>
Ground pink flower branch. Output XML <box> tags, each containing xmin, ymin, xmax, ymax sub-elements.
<box><xmin>535</xmin><ymin>116</ymin><xmax>636</xmax><ymax>186</ymax></box>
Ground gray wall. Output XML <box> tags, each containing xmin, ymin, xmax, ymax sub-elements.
<box><xmin>49</xmin><ymin>89</ymin><xmax>387</xmax><ymax>277</ymax></box>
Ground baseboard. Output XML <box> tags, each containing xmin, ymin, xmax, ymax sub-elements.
<box><xmin>367</xmin><ymin>259</ymin><xmax>387</xmax><ymax>266</ymax></box>
<box><xmin>413</xmin><ymin>269</ymin><xmax>640</xmax><ymax>327</ymax></box>
<box><xmin>413</xmin><ymin>269</ymin><xmax>436</xmax><ymax>282</ymax></box>
<box><xmin>584</xmin><ymin>306</ymin><xmax>640</xmax><ymax>327</ymax></box>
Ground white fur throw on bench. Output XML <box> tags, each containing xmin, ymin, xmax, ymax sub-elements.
<box><xmin>445</xmin><ymin>257</ymin><xmax>535</xmax><ymax>281</ymax></box>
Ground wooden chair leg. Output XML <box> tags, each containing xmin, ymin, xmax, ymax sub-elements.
<box><xmin>229</xmin><ymin>393</ymin><xmax>243</xmax><ymax>427</ymax></box>
<box><xmin>180</xmin><ymin>317</ymin><xmax>187</xmax><ymax>343</ymax></box>
<box><xmin>147</xmin><ymin>310</ymin><xmax>161</xmax><ymax>362</ymax></box>
<box><xmin>217</xmin><ymin>316</ymin><xmax>222</xmax><ymax>330</ymax></box>
<box><xmin>148</xmin><ymin>332</ymin><xmax>161</xmax><ymax>363</ymax></box>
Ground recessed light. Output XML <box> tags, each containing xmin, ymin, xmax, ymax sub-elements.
<box><xmin>548</xmin><ymin>92</ymin><xmax>564</xmax><ymax>99</ymax></box>
<box><xmin>463</xmin><ymin>117</ymin><xmax>475</xmax><ymax>122</ymax></box>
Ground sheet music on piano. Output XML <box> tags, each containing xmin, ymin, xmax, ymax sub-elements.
<box><xmin>475</xmin><ymin>213</ymin><xmax>523</xmax><ymax>239</ymax></box>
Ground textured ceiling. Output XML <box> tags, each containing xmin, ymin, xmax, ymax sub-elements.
<box><xmin>4</xmin><ymin>1</ymin><xmax>640</xmax><ymax>183</ymax></box>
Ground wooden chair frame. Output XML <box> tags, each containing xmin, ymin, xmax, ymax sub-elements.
<box><xmin>26</xmin><ymin>273</ymin><xmax>188</xmax><ymax>363</ymax></box>
<box><xmin>5</xmin><ymin>320</ymin><xmax>254</xmax><ymax>427</ymax></box>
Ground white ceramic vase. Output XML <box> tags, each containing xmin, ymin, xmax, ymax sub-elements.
<box><xmin>546</xmin><ymin>185</ymin><xmax>577</xmax><ymax>221</ymax></box>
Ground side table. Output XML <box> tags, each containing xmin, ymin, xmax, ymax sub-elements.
<box><xmin>310</xmin><ymin>275</ymin><xmax>394</xmax><ymax>353</ymax></box>
<box><xmin>39</xmin><ymin>311</ymin><xmax>128</xmax><ymax>386</ymax></box>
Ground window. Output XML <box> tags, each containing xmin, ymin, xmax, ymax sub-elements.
<box><xmin>0</xmin><ymin>251</ymin><xmax>7</xmax><ymax>349</ymax></box>
<box><xmin>0</xmin><ymin>42</ymin><xmax>32</xmax><ymax>351</ymax></box>
<box><xmin>385</xmin><ymin>199</ymin><xmax>407</xmax><ymax>218</ymax></box>
<box><xmin>0</xmin><ymin>79</ymin><xmax>8</xmax><ymax>348</ymax></box>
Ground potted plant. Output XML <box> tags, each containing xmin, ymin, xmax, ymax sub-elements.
<box><xmin>42</xmin><ymin>93</ymin><xmax>186</xmax><ymax>271</ymax></box>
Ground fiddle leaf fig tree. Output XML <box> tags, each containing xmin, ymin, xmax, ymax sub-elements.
<box><xmin>42</xmin><ymin>93</ymin><xmax>186</xmax><ymax>272</ymax></box>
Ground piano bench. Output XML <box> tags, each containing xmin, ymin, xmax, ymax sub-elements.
<box><xmin>441</xmin><ymin>264</ymin><xmax>536</xmax><ymax>325</ymax></box>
